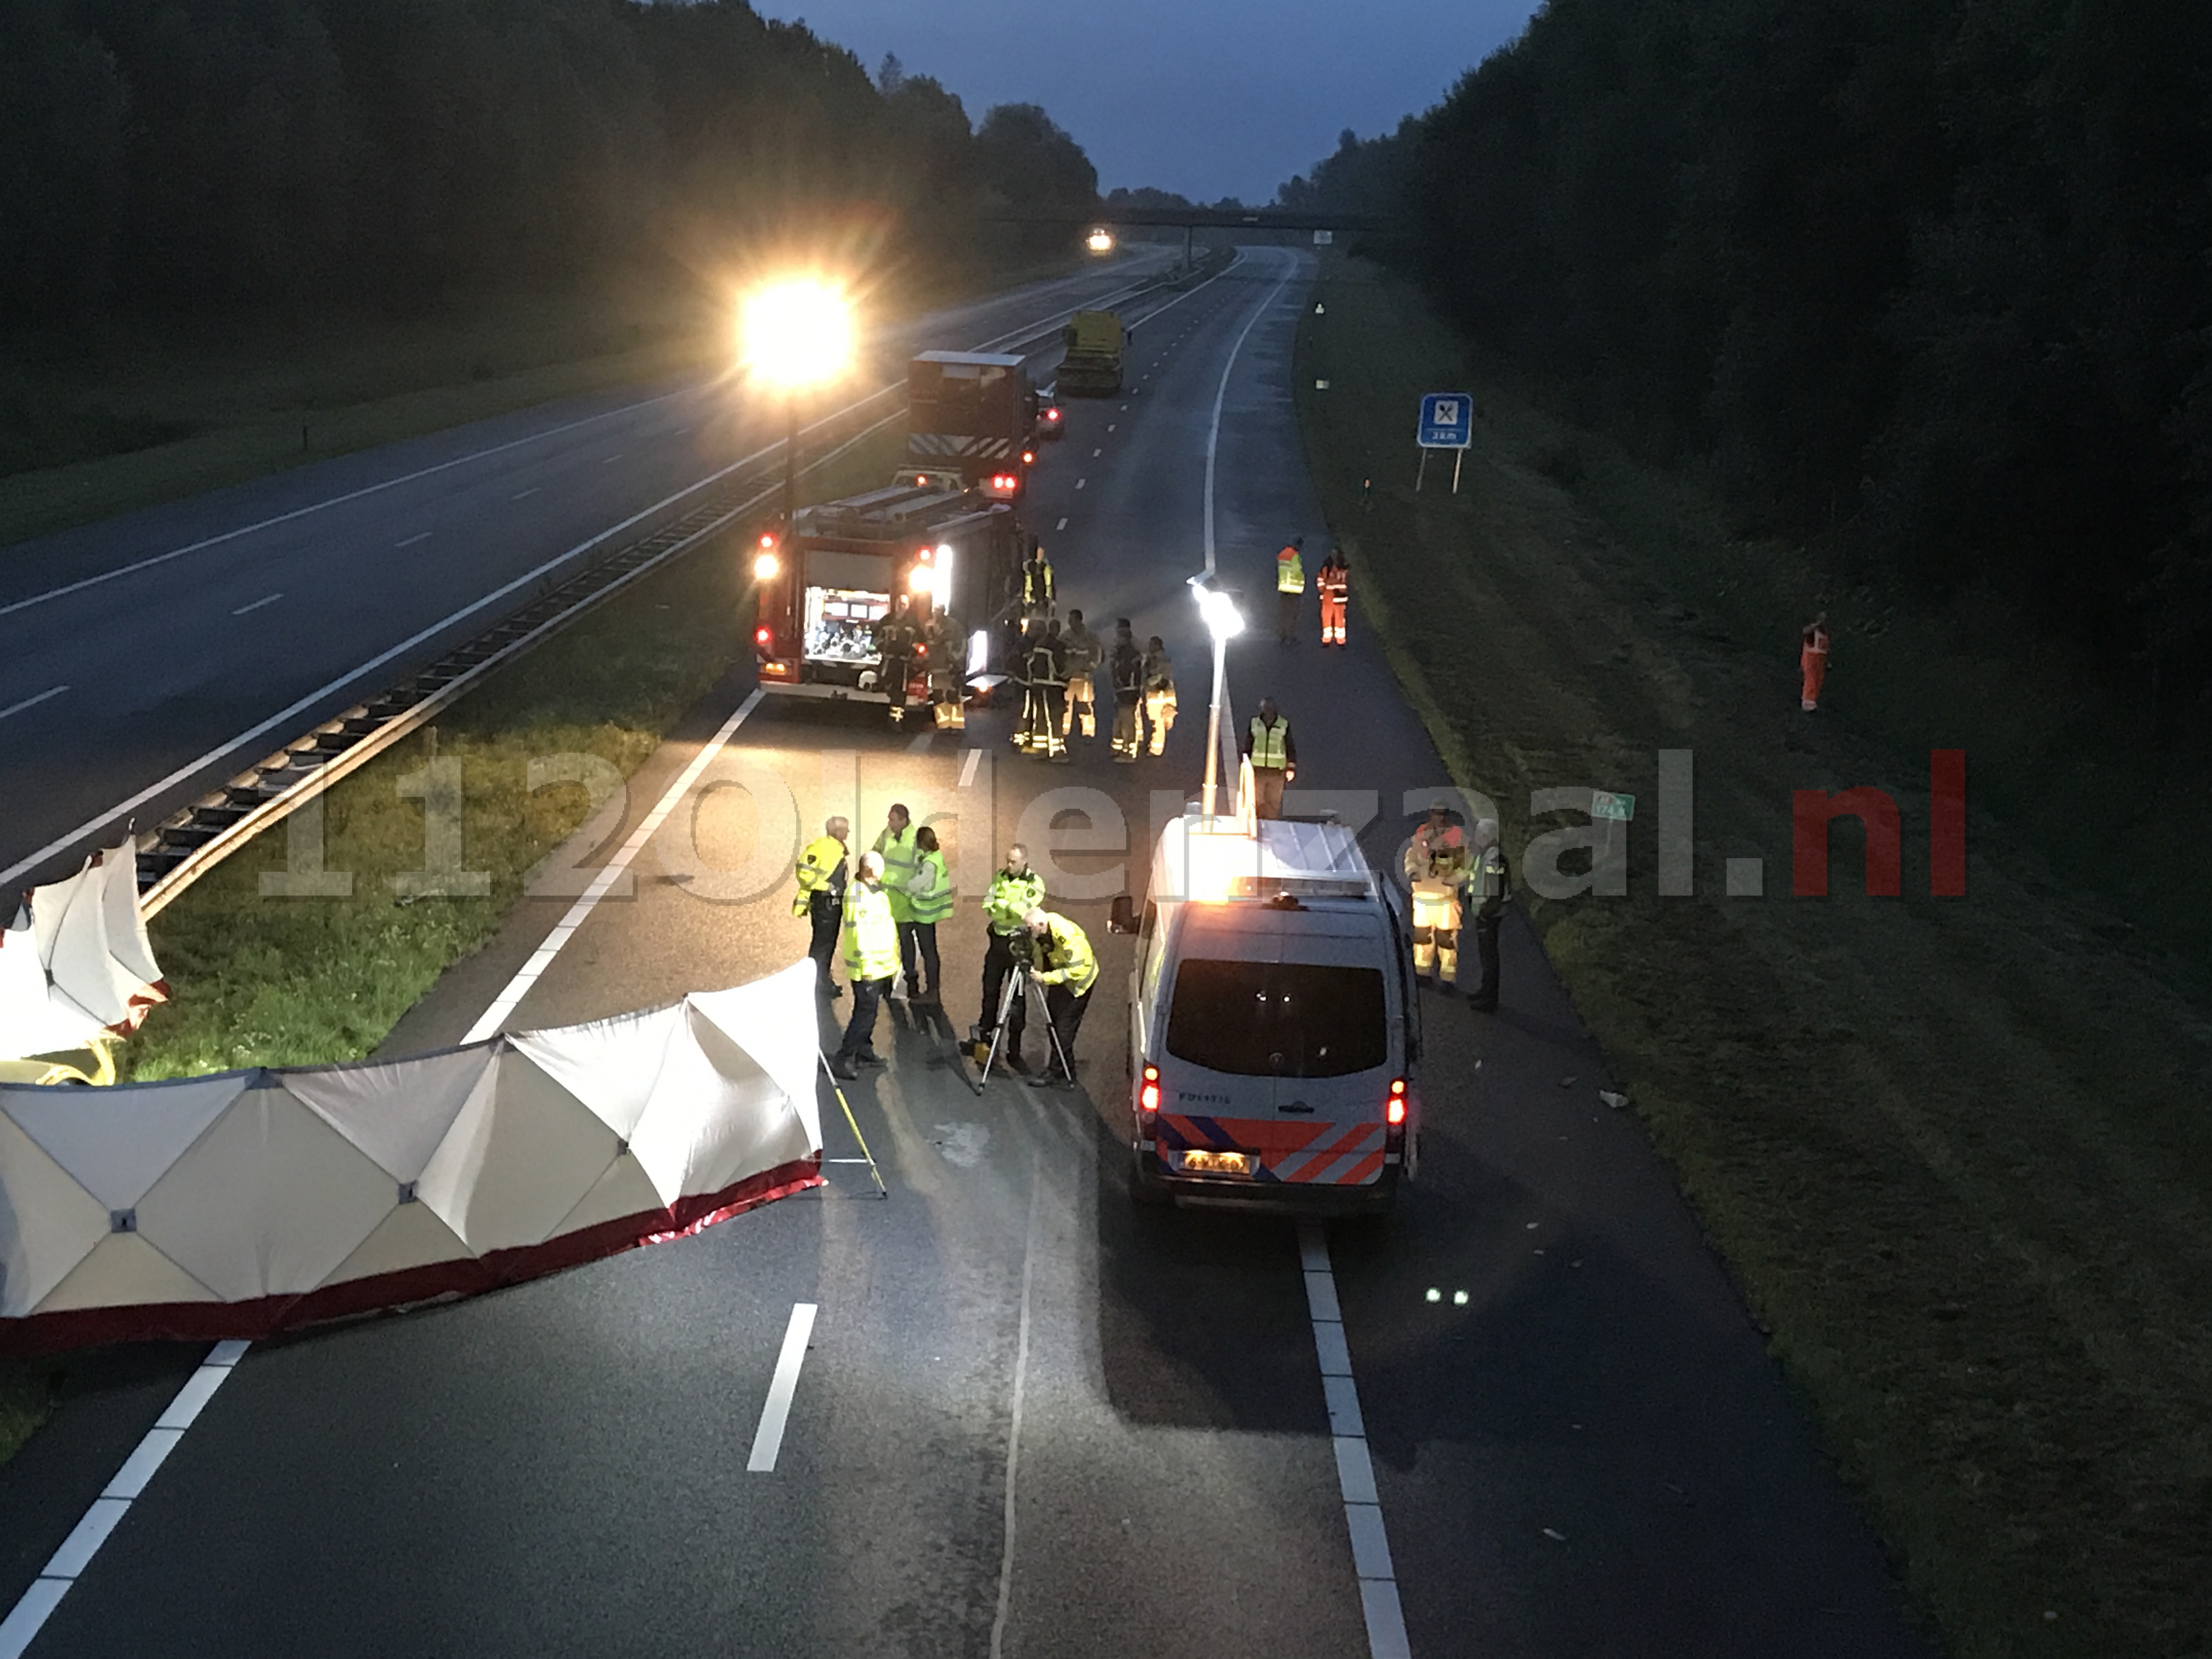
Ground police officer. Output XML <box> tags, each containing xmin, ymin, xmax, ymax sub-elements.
<box><xmin>1108</xmin><ymin>619</ymin><xmax>1144</xmax><ymax>761</ymax></box>
<box><xmin>1060</xmin><ymin>608</ymin><xmax>1102</xmax><ymax>741</ymax></box>
<box><xmin>791</xmin><ymin>815</ymin><xmax>850</xmax><ymax>998</ymax></box>
<box><xmin>830</xmin><ymin>852</ymin><xmax>898</xmax><ymax>1079</ymax></box>
<box><xmin>1466</xmin><ymin>819</ymin><xmax>1510</xmax><ymax>1012</ymax></box>
<box><xmin>874</xmin><ymin>595</ymin><xmax>920</xmax><ymax>723</ymax></box>
<box><xmin>978</xmin><ymin>845</ymin><xmax>1048</xmax><ymax>1070</ymax></box>
<box><xmin>1023</xmin><ymin>907</ymin><xmax>1097</xmax><ymax>1087</ymax></box>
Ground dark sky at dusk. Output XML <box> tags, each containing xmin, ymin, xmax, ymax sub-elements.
<box><xmin>758</xmin><ymin>1</ymin><xmax>1544</xmax><ymax>204</ymax></box>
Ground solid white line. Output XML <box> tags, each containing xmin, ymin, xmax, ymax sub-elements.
<box><xmin>1203</xmin><ymin>252</ymin><xmax>1299</xmax><ymax>580</ymax></box>
<box><xmin>746</xmin><ymin>1302</ymin><xmax>819</xmax><ymax>1473</ymax></box>
<box><xmin>230</xmin><ymin>591</ymin><xmax>284</xmax><ymax>617</ymax></box>
<box><xmin>0</xmin><ymin>389</ymin><xmax>695</xmax><ymax>620</ymax></box>
<box><xmin>0</xmin><ymin>1344</ymin><xmax>249</xmax><ymax>1659</ymax></box>
<box><xmin>960</xmin><ymin>747</ymin><xmax>984</xmax><ymax>789</ymax></box>
<box><xmin>989</xmin><ymin>1149</ymin><xmax>1044</xmax><ymax>1659</ymax></box>
<box><xmin>0</xmin><ymin>685</ymin><xmax>67</xmax><ymax>722</ymax></box>
<box><xmin>1298</xmin><ymin>1220</ymin><xmax>1411</xmax><ymax>1659</ymax></box>
<box><xmin>461</xmin><ymin>689</ymin><xmax>765</xmax><ymax>1042</ymax></box>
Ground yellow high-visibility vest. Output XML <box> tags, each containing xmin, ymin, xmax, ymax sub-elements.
<box><xmin>1277</xmin><ymin>547</ymin><xmax>1306</xmax><ymax>594</ymax></box>
<box><xmin>841</xmin><ymin>882</ymin><xmax>899</xmax><ymax>980</ymax></box>
<box><xmin>1249</xmin><ymin>715</ymin><xmax>1290</xmax><ymax>770</ymax></box>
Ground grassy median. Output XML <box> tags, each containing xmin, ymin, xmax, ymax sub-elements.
<box><xmin>1295</xmin><ymin>255</ymin><xmax>2212</xmax><ymax>1657</ymax></box>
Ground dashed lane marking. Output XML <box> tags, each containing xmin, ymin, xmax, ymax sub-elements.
<box><xmin>230</xmin><ymin>592</ymin><xmax>284</xmax><ymax>617</ymax></box>
<box><xmin>1055</xmin><ymin>517</ymin><xmax>1068</xmax><ymax>532</ymax></box>
<box><xmin>511</xmin><ymin>487</ymin><xmax>540</xmax><ymax>500</ymax></box>
<box><xmin>394</xmin><ymin>532</ymin><xmax>431</xmax><ymax>548</ymax></box>
<box><xmin>746</xmin><ymin>1303</ymin><xmax>819</xmax><ymax>1473</ymax></box>
<box><xmin>0</xmin><ymin>685</ymin><xmax>69</xmax><ymax>723</ymax></box>
<box><xmin>959</xmin><ymin>747</ymin><xmax>984</xmax><ymax>789</ymax></box>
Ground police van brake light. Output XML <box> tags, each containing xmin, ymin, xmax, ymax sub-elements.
<box><xmin>1386</xmin><ymin>1078</ymin><xmax>1407</xmax><ymax>1126</ymax></box>
<box><xmin>1139</xmin><ymin>1065</ymin><xmax>1160</xmax><ymax>1115</ymax></box>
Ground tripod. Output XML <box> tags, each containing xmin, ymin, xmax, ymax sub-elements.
<box><xmin>972</xmin><ymin>962</ymin><xmax>1073</xmax><ymax>1094</ymax></box>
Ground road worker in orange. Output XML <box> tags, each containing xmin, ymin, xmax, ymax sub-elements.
<box><xmin>1800</xmin><ymin>612</ymin><xmax>1831</xmax><ymax>712</ymax></box>
<box><xmin>1317</xmin><ymin>546</ymin><xmax>1350</xmax><ymax>646</ymax></box>
<box><xmin>1402</xmin><ymin>802</ymin><xmax>1469</xmax><ymax>988</ymax></box>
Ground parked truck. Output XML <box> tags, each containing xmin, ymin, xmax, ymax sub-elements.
<box><xmin>1057</xmin><ymin>309</ymin><xmax>1126</xmax><ymax>396</ymax></box>
<box><xmin>906</xmin><ymin>351</ymin><xmax>1037</xmax><ymax>501</ymax></box>
<box><xmin>752</xmin><ymin>482</ymin><xmax>1023</xmax><ymax>712</ymax></box>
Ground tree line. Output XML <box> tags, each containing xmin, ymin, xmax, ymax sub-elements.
<box><xmin>0</xmin><ymin>0</ymin><xmax>1098</xmax><ymax>324</ymax></box>
<box><xmin>1284</xmin><ymin>0</ymin><xmax>2212</xmax><ymax>733</ymax></box>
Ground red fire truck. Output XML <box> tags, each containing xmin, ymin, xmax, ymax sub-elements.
<box><xmin>752</xmin><ymin>482</ymin><xmax>1023</xmax><ymax>710</ymax></box>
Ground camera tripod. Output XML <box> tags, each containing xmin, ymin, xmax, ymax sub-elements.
<box><xmin>970</xmin><ymin>962</ymin><xmax>1073</xmax><ymax>1094</ymax></box>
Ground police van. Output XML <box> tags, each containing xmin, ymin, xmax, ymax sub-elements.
<box><xmin>1113</xmin><ymin>809</ymin><xmax>1423</xmax><ymax>1211</ymax></box>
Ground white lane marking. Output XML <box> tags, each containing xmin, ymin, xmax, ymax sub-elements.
<box><xmin>1298</xmin><ymin>1222</ymin><xmax>1410</xmax><ymax>1659</ymax></box>
<box><xmin>0</xmin><ymin>685</ymin><xmax>68</xmax><ymax>723</ymax></box>
<box><xmin>511</xmin><ymin>487</ymin><xmax>540</xmax><ymax>500</ymax></box>
<box><xmin>600</xmin><ymin>453</ymin><xmax>624</xmax><ymax>465</ymax></box>
<box><xmin>1054</xmin><ymin>517</ymin><xmax>1068</xmax><ymax>532</ymax></box>
<box><xmin>959</xmin><ymin>747</ymin><xmax>983</xmax><ymax>789</ymax></box>
<box><xmin>906</xmin><ymin>730</ymin><xmax>933</xmax><ymax>754</ymax></box>
<box><xmin>0</xmin><ymin>448</ymin><xmax>792</xmax><ymax>893</ymax></box>
<box><xmin>394</xmin><ymin>532</ymin><xmax>431</xmax><ymax>548</ymax></box>
<box><xmin>0</xmin><ymin>392</ymin><xmax>694</xmax><ymax>620</ymax></box>
<box><xmin>1092</xmin><ymin>447</ymin><xmax>1102</xmax><ymax>458</ymax></box>
<box><xmin>1107</xmin><ymin>424</ymin><xmax>1116</xmax><ymax>432</ymax></box>
<box><xmin>989</xmin><ymin>1148</ymin><xmax>1044</xmax><ymax>1659</ymax></box>
<box><xmin>230</xmin><ymin>592</ymin><xmax>284</xmax><ymax>617</ymax></box>
<box><xmin>0</xmin><ymin>1341</ymin><xmax>249</xmax><ymax>1659</ymax></box>
<box><xmin>461</xmin><ymin>689</ymin><xmax>764</xmax><ymax>1042</ymax></box>
<box><xmin>670</xmin><ymin>426</ymin><xmax>690</xmax><ymax>437</ymax></box>
<box><xmin>747</xmin><ymin>1302</ymin><xmax>819</xmax><ymax>1473</ymax></box>
<box><xmin>1203</xmin><ymin>254</ymin><xmax>1299</xmax><ymax>580</ymax></box>
<box><xmin>1075</xmin><ymin>479</ymin><xmax>1086</xmax><ymax>490</ymax></box>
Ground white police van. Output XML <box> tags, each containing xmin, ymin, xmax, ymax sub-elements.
<box><xmin>1114</xmin><ymin>809</ymin><xmax>1423</xmax><ymax>1210</ymax></box>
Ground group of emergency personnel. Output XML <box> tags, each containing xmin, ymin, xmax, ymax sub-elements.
<box><xmin>795</xmin><ymin>814</ymin><xmax>1098</xmax><ymax>1085</ymax></box>
<box><xmin>1403</xmin><ymin>801</ymin><xmax>1509</xmax><ymax>1011</ymax></box>
<box><xmin>1274</xmin><ymin>537</ymin><xmax>1355</xmax><ymax>648</ymax></box>
<box><xmin>870</xmin><ymin>594</ymin><xmax>968</xmax><ymax>729</ymax></box>
<box><xmin>1008</xmin><ymin>540</ymin><xmax>1178</xmax><ymax>763</ymax></box>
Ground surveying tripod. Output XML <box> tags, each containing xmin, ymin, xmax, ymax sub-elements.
<box><xmin>971</xmin><ymin>955</ymin><xmax>1073</xmax><ymax>1094</ymax></box>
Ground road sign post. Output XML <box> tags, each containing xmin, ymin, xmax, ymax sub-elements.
<box><xmin>1415</xmin><ymin>392</ymin><xmax>1474</xmax><ymax>493</ymax></box>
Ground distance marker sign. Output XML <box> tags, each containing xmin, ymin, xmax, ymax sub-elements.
<box><xmin>1418</xmin><ymin>393</ymin><xmax>1474</xmax><ymax>449</ymax></box>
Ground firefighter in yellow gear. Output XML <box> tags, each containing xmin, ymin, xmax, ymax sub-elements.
<box><xmin>1142</xmin><ymin>637</ymin><xmax>1177</xmax><ymax>756</ymax></box>
<box><xmin>1403</xmin><ymin>801</ymin><xmax>1469</xmax><ymax>987</ymax></box>
<box><xmin>1021</xmin><ymin>540</ymin><xmax>1056</xmax><ymax>619</ymax></box>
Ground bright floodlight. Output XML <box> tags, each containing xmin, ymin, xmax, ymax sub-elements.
<box><xmin>1193</xmin><ymin>583</ymin><xmax>1244</xmax><ymax>642</ymax></box>
<box><xmin>741</xmin><ymin>278</ymin><xmax>854</xmax><ymax>391</ymax></box>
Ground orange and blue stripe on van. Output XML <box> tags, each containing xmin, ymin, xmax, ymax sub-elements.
<box><xmin>1154</xmin><ymin>1114</ymin><xmax>1387</xmax><ymax>1186</ymax></box>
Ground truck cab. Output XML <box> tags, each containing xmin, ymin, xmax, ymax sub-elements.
<box><xmin>753</xmin><ymin>483</ymin><xmax>1021</xmax><ymax>708</ymax></box>
<box><xmin>1121</xmin><ymin>811</ymin><xmax>1423</xmax><ymax>1211</ymax></box>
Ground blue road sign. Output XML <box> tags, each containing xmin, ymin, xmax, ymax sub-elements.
<box><xmin>1418</xmin><ymin>393</ymin><xmax>1474</xmax><ymax>449</ymax></box>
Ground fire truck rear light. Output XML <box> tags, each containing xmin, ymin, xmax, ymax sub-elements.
<box><xmin>1022</xmin><ymin>450</ymin><xmax>1034</xmax><ymax>464</ymax></box>
<box><xmin>754</xmin><ymin>627</ymin><xmax>772</xmax><ymax>646</ymax></box>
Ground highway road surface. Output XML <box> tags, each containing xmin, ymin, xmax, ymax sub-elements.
<box><xmin>0</xmin><ymin>250</ymin><xmax>1934</xmax><ymax>1657</ymax></box>
<box><xmin>0</xmin><ymin>248</ymin><xmax>1177</xmax><ymax>891</ymax></box>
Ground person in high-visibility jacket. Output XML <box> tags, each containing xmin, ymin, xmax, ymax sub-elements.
<box><xmin>1275</xmin><ymin>537</ymin><xmax>1306</xmax><ymax>645</ymax></box>
<box><xmin>1240</xmin><ymin>697</ymin><xmax>1297</xmax><ymax>820</ymax></box>
<box><xmin>831</xmin><ymin>852</ymin><xmax>898</xmax><ymax>1078</ymax></box>
<box><xmin>1317</xmin><ymin>546</ymin><xmax>1350</xmax><ymax>646</ymax></box>
<box><xmin>1022</xmin><ymin>539</ymin><xmax>1056</xmax><ymax>619</ymax></box>
<box><xmin>900</xmin><ymin>824</ymin><xmax>952</xmax><ymax>1007</ymax></box>
<box><xmin>1023</xmin><ymin>908</ymin><xmax>1097</xmax><ymax>1086</ymax></box>
<box><xmin>1142</xmin><ymin>637</ymin><xmax>1177</xmax><ymax>756</ymax></box>
<box><xmin>1800</xmin><ymin>612</ymin><xmax>1830</xmax><ymax>712</ymax></box>
<box><xmin>791</xmin><ymin>815</ymin><xmax>851</xmax><ymax>998</ymax></box>
<box><xmin>1466</xmin><ymin>819</ymin><xmax>1510</xmax><ymax>1012</ymax></box>
<box><xmin>873</xmin><ymin>803</ymin><xmax>920</xmax><ymax>994</ymax></box>
<box><xmin>977</xmin><ymin>845</ymin><xmax>1049</xmax><ymax>1070</ymax></box>
<box><xmin>1402</xmin><ymin>801</ymin><xmax>1469</xmax><ymax>986</ymax></box>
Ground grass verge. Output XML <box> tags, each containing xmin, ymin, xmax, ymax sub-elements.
<box><xmin>1296</xmin><ymin>255</ymin><xmax>2212</xmax><ymax>1658</ymax></box>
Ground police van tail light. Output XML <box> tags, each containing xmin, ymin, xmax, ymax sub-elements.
<box><xmin>1385</xmin><ymin>1077</ymin><xmax>1408</xmax><ymax>1127</ymax></box>
<box><xmin>1139</xmin><ymin>1065</ymin><xmax>1160</xmax><ymax>1117</ymax></box>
